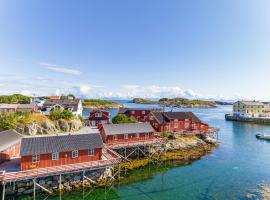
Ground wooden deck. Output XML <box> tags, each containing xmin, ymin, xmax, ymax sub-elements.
<box><xmin>105</xmin><ymin>139</ymin><xmax>163</xmax><ymax>149</ymax></box>
<box><xmin>1</xmin><ymin>149</ymin><xmax>121</xmax><ymax>183</ymax></box>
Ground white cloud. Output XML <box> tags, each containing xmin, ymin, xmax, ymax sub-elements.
<box><xmin>92</xmin><ymin>85</ymin><xmax>203</xmax><ymax>99</ymax></box>
<box><xmin>40</xmin><ymin>62</ymin><xmax>82</xmax><ymax>75</ymax></box>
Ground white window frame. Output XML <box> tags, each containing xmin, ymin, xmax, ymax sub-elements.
<box><xmin>95</xmin><ymin>113</ymin><xmax>102</xmax><ymax>118</ymax></box>
<box><xmin>174</xmin><ymin>119</ymin><xmax>178</xmax><ymax>128</ymax></box>
<box><xmin>131</xmin><ymin>111</ymin><xmax>135</xmax><ymax>114</ymax></box>
<box><xmin>72</xmin><ymin>150</ymin><xmax>78</xmax><ymax>159</ymax></box>
<box><xmin>145</xmin><ymin>133</ymin><xmax>149</xmax><ymax>138</ymax></box>
<box><xmin>136</xmin><ymin>133</ymin><xmax>140</xmax><ymax>139</ymax></box>
<box><xmin>124</xmin><ymin>134</ymin><xmax>128</xmax><ymax>140</ymax></box>
<box><xmin>88</xmin><ymin>149</ymin><xmax>95</xmax><ymax>156</ymax></box>
<box><xmin>32</xmin><ymin>154</ymin><xmax>40</xmax><ymax>163</ymax></box>
<box><xmin>113</xmin><ymin>135</ymin><xmax>117</xmax><ymax>140</ymax></box>
<box><xmin>52</xmin><ymin>152</ymin><xmax>59</xmax><ymax>160</ymax></box>
<box><xmin>142</xmin><ymin>111</ymin><xmax>145</xmax><ymax>115</ymax></box>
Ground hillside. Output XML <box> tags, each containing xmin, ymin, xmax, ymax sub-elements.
<box><xmin>129</xmin><ymin>98</ymin><xmax>158</xmax><ymax>104</ymax></box>
<box><xmin>130</xmin><ymin>98</ymin><xmax>217</xmax><ymax>108</ymax></box>
<box><xmin>0</xmin><ymin>94</ymin><xmax>32</xmax><ymax>104</ymax></box>
<box><xmin>82</xmin><ymin>99</ymin><xmax>124</xmax><ymax>109</ymax></box>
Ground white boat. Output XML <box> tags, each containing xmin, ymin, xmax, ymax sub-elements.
<box><xmin>256</xmin><ymin>134</ymin><xmax>270</xmax><ymax>139</ymax></box>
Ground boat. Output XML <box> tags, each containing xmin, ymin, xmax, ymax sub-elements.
<box><xmin>256</xmin><ymin>134</ymin><xmax>270</xmax><ymax>139</ymax></box>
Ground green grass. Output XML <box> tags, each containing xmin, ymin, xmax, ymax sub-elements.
<box><xmin>82</xmin><ymin>99</ymin><xmax>120</xmax><ymax>106</ymax></box>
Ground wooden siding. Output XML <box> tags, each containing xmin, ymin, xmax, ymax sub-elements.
<box><xmin>21</xmin><ymin>148</ymin><xmax>102</xmax><ymax>171</ymax></box>
<box><xmin>100</xmin><ymin>129</ymin><xmax>154</xmax><ymax>144</ymax></box>
<box><xmin>0</xmin><ymin>143</ymin><xmax>20</xmax><ymax>164</ymax></box>
<box><xmin>125</xmin><ymin>110</ymin><xmax>152</xmax><ymax>122</ymax></box>
<box><xmin>147</xmin><ymin>113</ymin><xmax>209</xmax><ymax>132</ymax></box>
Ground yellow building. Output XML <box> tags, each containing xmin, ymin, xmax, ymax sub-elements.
<box><xmin>233</xmin><ymin>101</ymin><xmax>270</xmax><ymax>117</ymax></box>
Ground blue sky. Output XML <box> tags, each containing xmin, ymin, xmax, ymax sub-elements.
<box><xmin>0</xmin><ymin>0</ymin><xmax>270</xmax><ymax>100</ymax></box>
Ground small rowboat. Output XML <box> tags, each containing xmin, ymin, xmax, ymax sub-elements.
<box><xmin>256</xmin><ymin>134</ymin><xmax>270</xmax><ymax>139</ymax></box>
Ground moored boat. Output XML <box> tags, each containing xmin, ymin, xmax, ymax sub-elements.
<box><xmin>256</xmin><ymin>134</ymin><xmax>270</xmax><ymax>139</ymax></box>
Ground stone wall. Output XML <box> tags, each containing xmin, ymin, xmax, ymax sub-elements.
<box><xmin>3</xmin><ymin>168</ymin><xmax>112</xmax><ymax>197</ymax></box>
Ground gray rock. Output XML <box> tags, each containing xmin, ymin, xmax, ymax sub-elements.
<box><xmin>17</xmin><ymin>188</ymin><xmax>25</xmax><ymax>193</ymax></box>
<box><xmin>57</xmin><ymin>119</ymin><xmax>70</xmax><ymax>132</ymax></box>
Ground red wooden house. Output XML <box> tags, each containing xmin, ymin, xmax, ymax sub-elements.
<box><xmin>146</xmin><ymin>111</ymin><xmax>209</xmax><ymax>133</ymax></box>
<box><xmin>88</xmin><ymin>110</ymin><xmax>110</xmax><ymax>126</ymax></box>
<box><xmin>0</xmin><ymin>130</ymin><xmax>22</xmax><ymax>164</ymax></box>
<box><xmin>20</xmin><ymin>133</ymin><xmax>103</xmax><ymax>171</ymax></box>
<box><xmin>118</xmin><ymin>108</ymin><xmax>162</xmax><ymax>122</ymax></box>
<box><xmin>99</xmin><ymin>123</ymin><xmax>155</xmax><ymax>144</ymax></box>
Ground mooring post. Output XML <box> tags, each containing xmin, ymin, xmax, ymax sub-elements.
<box><xmin>59</xmin><ymin>174</ymin><xmax>62</xmax><ymax>198</ymax></box>
<box><xmin>2</xmin><ymin>183</ymin><xmax>5</xmax><ymax>200</ymax></box>
<box><xmin>13</xmin><ymin>181</ymin><xmax>15</xmax><ymax>192</ymax></box>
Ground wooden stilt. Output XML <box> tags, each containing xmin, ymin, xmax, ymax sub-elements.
<box><xmin>33</xmin><ymin>179</ymin><xmax>36</xmax><ymax>200</ymax></box>
<box><xmin>59</xmin><ymin>174</ymin><xmax>62</xmax><ymax>198</ymax></box>
<box><xmin>2</xmin><ymin>183</ymin><xmax>5</xmax><ymax>200</ymax></box>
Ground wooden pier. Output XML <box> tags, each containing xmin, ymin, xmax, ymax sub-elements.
<box><xmin>0</xmin><ymin>149</ymin><xmax>122</xmax><ymax>200</ymax></box>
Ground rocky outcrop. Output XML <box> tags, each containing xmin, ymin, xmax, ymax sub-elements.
<box><xmin>16</xmin><ymin>118</ymin><xmax>83</xmax><ymax>135</ymax></box>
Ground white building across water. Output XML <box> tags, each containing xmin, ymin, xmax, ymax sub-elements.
<box><xmin>233</xmin><ymin>101</ymin><xmax>270</xmax><ymax>118</ymax></box>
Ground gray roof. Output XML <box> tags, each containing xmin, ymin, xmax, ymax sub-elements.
<box><xmin>238</xmin><ymin>101</ymin><xmax>265</xmax><ymax>106</ymax></box>
<box><xmin>43</xmin><ymin>99</ymin><xmax>80</xmax><ymax>111</ymax></box>
<box><xmin>102</xmin><ymin>123</ymin><xmax>154</xmax><ymax>135</ymax></box>
<box><xmin>151</xmin><ymin>111</ymin><xmax>201</xmax><ymax>124</ymax></box>
<box><xmin>0</xmin><ymin>104</ymin><xmax>19</xmax><ymax>109</ymax></box>
<box><xmin>20</xmin><ymin>133</ymin><xmax>103</xmax><ymax>156</ymax></box>
<box><xmin>0</xmin><ymin>130</ymin><xmax>22</xmax><ymax>152</ymax></box>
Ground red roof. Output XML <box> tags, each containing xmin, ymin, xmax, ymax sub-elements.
<box><xmin>49</xmin><ymin>96</ymin><xmax>61</xmax><ymax>100</ymax></box>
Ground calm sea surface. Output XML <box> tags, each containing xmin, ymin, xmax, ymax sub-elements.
<box><xmin>39</xmin><ymin>101</ymin><xmax>270</xmax><ymax>199</ymax></box>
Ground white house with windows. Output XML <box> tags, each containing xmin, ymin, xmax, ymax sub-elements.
<box><xmin>41</xmin><ymin>98</ymin><xmax>83</xmax><ymax>116</ymax></box>
<box><xmin>233</xmin><ymin>101</ymin><xmax>270</xmax><ymax>118</ymax></box>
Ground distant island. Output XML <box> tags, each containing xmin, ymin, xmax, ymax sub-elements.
<box><xmin>82</xmin><ymin>99</ymin><xmax>124</xmax><ymax>109</ymax></box>
<box><xmin>130</xmin><ymin>98</ymin><xmax>217</xmax><ymax>108</ymax></box>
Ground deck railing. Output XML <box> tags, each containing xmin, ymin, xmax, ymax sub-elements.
<box><xmin>105</xmin><ymin>138</ymin><xmax>163</xmax><ymax>149</ymax></box>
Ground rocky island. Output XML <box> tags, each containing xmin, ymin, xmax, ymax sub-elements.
<box><xmin>82</xmin><ymin>99</ymin><xmax>124</xmax><ymax>109</ymax></box>
<box><xmin>130</xmin><ymin>98</ymin><xmax>217</xmax><ymax>108</ymax></box>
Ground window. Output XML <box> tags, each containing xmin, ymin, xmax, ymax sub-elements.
<box><xmin>174</xmin><ymin>119</ymin><xmax>178</xmax><ymax>128</ymax></box>
<box><xmin>142</xmin><ymin>111</ymin><xmax>145</xmax><ymax>115</ymax></box>
<box><xmin>32</xmin><ymin>154</ymin><xmax>40</xmax><ymax>163</ymax></box>
<box><xmin>72</xmin><ymin>150</ymin><xmax>78</xmax><ymax>158</ymax></box>
<box><xmin>131</xmin><ymin>111</ymin><xmax>135</xmax><ymax>114</ymax></box>
<box><xmin>124</xmin><ymin>134</ymin><xmax>128</xmax><ymax>140</ymax></box>
<box><xmin>113</xmin><ymin>135</ymin><xmax>117</xmax><ymax>140</ymax></box>
<box><xmin>88</xmin><ymin>149</ymin><xmax>94</xmax><ymax>156</ymax></box>
<box><xmin>95</xmin><ymin>113</ymin><xmax>102</xmax><ymax>117</ymax></box>
<box><xmin>185</xmin><ymin>122</ymin><xmax>190</xmax><ymax>129</ymax></box>
<box><xmin>52</xmin><ymin>152</ymin><xmax>59</xmax><ymax>160</ymax></box>
<box><xmin>136</xmin><ymin>133</ymin><xmax>140</xmax><ymax>138</ymax></box>
<box><xmin>145</xmin><ymin>133</ymin><xmax>149</xmax><ymax>138</ymax></box>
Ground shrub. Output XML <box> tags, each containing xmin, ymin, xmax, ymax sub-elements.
<box><xmin>49</xmin><ymin>110</ymin><xmax>74</xmax><ymax>121</ymax></box>
<box><xmin>160</xmin><ymin>132</ymin><xmax>174</xmax><ymax>139</ymax></box>
<box><xmin>112</xmin><ymin>114</ymin><xmax>137</xmax><ymax>124</ymax></box>
<box><xmin>0</xmin><ymin>113</ymin><xmax>18</xmax><ymax>130</ymax></box>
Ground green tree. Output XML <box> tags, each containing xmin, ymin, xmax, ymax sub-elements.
<box><xmin>112</xmin><ymin>114</ymin><xmax>137</xmax><ymax>124</ymax></box>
